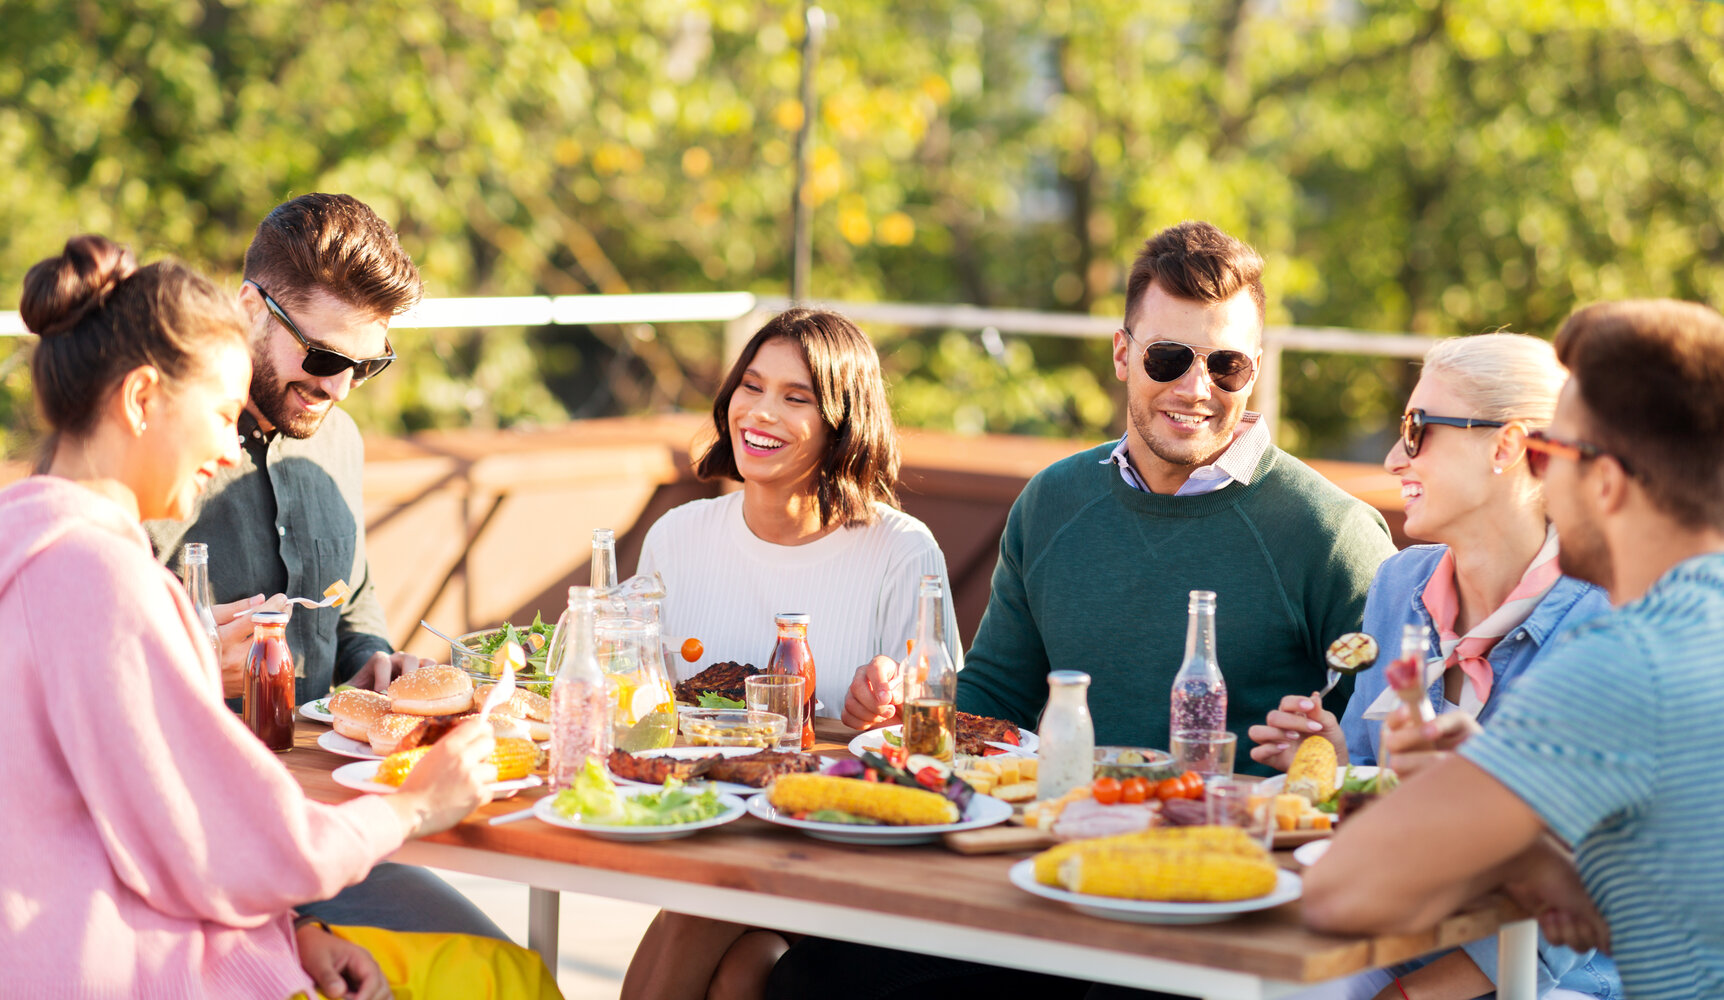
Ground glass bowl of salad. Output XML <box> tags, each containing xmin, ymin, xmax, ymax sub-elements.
<box><xmin>453</xmin><ymin>616</ymin><xmax>554</xmax><ymax>696</ymax></box>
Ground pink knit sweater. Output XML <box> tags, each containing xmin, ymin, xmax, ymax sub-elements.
<box><xmin>0</xmin><ymin>477</ymin><xmax>406</xmax><ymax>998</ymax></box>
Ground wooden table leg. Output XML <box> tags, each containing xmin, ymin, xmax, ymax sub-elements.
<box><xmin>528</xmin><ymin>887</ymin><xmax>560</xmax><ymax>976</ymax></box>
<box><xmin>1495</xmin><ymin>917</ymin><xmax>1537</xmax><ymax>1000</ymax></box>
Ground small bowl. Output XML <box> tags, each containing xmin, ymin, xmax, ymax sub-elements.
<box><xmin>452</xmin><ymin>628</ymin><xmax>553</xmax><ymax>694</ymax></box>
<box><xmin>679</xmin><ymin>709</ymin><xmax>787</xmax><ymax>749</ymax></box>
<box><xmin>1093</xmin><ymin>746</ymin><xmax>1175</xmax><ymax>780</ymax></box>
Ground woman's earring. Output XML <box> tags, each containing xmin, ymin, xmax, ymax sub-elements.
<box><xmin>1492</xmin><ymin>466</ymin><xmax>1503</xmax><ymax>475</ymax></box>
<box><xmin>138</xmin><ymin>421</ymin><xmax>148</xmax><ymax>433</ymax></box>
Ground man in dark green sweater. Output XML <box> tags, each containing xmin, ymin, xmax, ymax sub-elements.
<box><xmin>844</xmin><ymin>220</ymin><xmax>1396</xmax><ymax>767</ymax></box>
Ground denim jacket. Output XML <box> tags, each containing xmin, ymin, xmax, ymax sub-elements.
<box><xmin>1340</xmin><ymin>545</ymin><xmax>1621</xmax><ymax>999</ymax></box>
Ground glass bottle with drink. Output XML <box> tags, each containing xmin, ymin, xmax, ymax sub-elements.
<box><xmin>242</xmin><ymin>610</ymin><xmax>295</xmax><ymax>753</ymax></box>
<box><xmin>1169</xmin><ymin>589</ymin><xmax>1227</xmax><ymax>745</ymax></box>
<box><xmin>550</xmin><ymin>586</ymin><xmax>612</xmax><ymax>789</ymax></box>
<box><xmin>1392</xmin><ymin>623</ymin><xmax>1437</xmax><ymax>723</ymax></box>
<box><xmin>590</xmin><ymin>528</ymin><xmax>617</xmax><ymax>592</ymax></box>
<box><xmin>901</xmin><ymin>575</ymin><xmax>957</xmax><ymax>763</ymax></box>
<box><xmin>595</xmin><ymin>574</ymin><xmax>677</xmax><ymax>752</ymax></box>
<box><xmin>1037</xmin><ymin>671</ymin><xmax>1096</xmax><ymax>799</ymax></box>
<box><xmin>766</xmin><ymin>613</ymin><xmax>817</xmax><ymax>750</ymax></box>
<box><xmin>180</xmin><ymin>542</ymin><xmax>220</xmax><ymax>659</ymax></box>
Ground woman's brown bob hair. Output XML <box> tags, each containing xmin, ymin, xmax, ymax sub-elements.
<box><xmin>696</xmin><ymin>309</ymin><xmax>900</xmax><ymax>528</ymax></box>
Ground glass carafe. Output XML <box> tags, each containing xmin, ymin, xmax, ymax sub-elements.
<box><xmin>1037</xmin><ymin>671</ymin><xmax>1095</xmax><ymax>799</ymax></box>
<box><xmin>594</xmin><ymin>573</ymin><xmax>677</xmax><ymax>752</ymax></box>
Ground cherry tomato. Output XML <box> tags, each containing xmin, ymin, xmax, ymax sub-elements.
<box><xmin>1177</xmin><ymin>771</ymin><xmax>1205</xmax><ymax>799</ymax></box>
<box><xmin>1091</xmin><ymin>776</ymin><xmax>1122</xmax><ymax>805</ymax></box>
<box><xmin>1120</xmin><ymin>777</ymin><xmax>1150</xmax><ymax>804</ymax></box>
<box><xmin>680</xmin><ymin>637</ymin><xmax>704</xmax><ymax>662</ymax></box>
<box><xmin>1155</xmin><ymin>777</ymin><xmax>1182</xmax><ymax>801</ymax></box>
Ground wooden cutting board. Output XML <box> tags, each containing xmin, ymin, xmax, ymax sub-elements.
<box><xmin>943</xmin><ymin>825</ymin><xmax>1056</xmax><ymax>855</ymax></box>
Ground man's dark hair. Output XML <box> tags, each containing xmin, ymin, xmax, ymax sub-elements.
<box><xmin>1125</xmin><ymin>220</ymin><xmax>1266</xmax><ymax>331</ymax></box>
<box><xmin>243</xmin><ymin>193</ymin><xmax>422</xmax><ymax>317</ymax></box>
<box><xmin>697</xmin><ymin>309</ymin><xmax>900</xmax><ymax>528</ymax></box>
<box><xmin>1555</xmin><ymin>299</ymin><xmax>1724</xmax><ymax>529</ymax></box>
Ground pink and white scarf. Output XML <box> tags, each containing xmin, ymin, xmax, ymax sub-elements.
<box><xmin>1365</xmin><ymin>525</ymin><xmax>1562</xmax><ymax>720</ymax></box>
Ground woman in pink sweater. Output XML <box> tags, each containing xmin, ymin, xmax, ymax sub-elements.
<box><xmin>0</xmin><ymin>236</ymin><xmax>538</xmax><ymax>999</ymax></box>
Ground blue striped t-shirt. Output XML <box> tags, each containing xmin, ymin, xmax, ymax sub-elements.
<box><xmin>1460</xmin><ymin>552</ymin><xmax>1724</xmax><ymax>1000</ymax></box>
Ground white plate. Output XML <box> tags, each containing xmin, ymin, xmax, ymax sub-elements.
<box><xmin>608</xmin><ymin>747</ymin><xmax>794</xmax><ymax>797</ymax></box>
<box><xmin>848</xmin><ymin>724</ymin><xmax>1038</xmax><ymax>759</ymax></box>
<box><xmin>318</xmin><ymin>730</ymin><xmax>381</xmax><ymax>760</ymax></box>
<box><xmin>300</xmin><ymin>699</ymin><xmax>334</xmax><ymax>724</ymax></box>
<box><xmin>330</xmin><ymin>760</ymin><xmax>542</xmax><ymax>797</ymax></box>
<box><xmin>747</xmin><ymin>788</ymin><xmax>1012</xmax><ymax>845</ymax></box>
<box><xmin>1256</xmin><ymin>765</ymin><xmax>1381</xmax><ymax>797</ymax></box>
<box><xmin>1293</xmin><ymin>839</ymin><xmax>1332</xmax><ymax>868</ymax></box>
<box><xmin>1009</xmin><ymin>859</ymin><xmax>1303</xmax><ymax>924</ymax></box>
<box><xmin>532</xmin><ymin>787</ymin><xmax>747</xmax><ymax>841</ymax></box>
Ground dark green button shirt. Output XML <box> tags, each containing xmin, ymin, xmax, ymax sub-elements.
<box><xmin>145</xmin><ymin>407</ymin><xmax>393</xmax><ymax>704</ymax></box>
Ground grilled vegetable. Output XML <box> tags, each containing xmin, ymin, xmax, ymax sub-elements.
<box><xmin>376</xmin><ymin>747</ymin><xmax>432</xmax><ymax>786</ymax></box>
<box><xmin>770</xmin><ymin>773</ymin><xmax>960</xmax><ymax>826</ymax></box>
<box><xmin>1285</xmin><ymin>735</ymin><xmax>1338</xmax><ymax>805</ymax></box>
<box><xmin>1032</xmin><ymin>825</ymin><xmax>1264</xmax><ymax>885</ymax></box>
<box><xmin>488</xmin><ymin>737</ymin><xmax>538</xmax><ymax>781</ymax></box>
<box><xmin>1060</xmin><ymin>844</ymin><xmax>1279</xmax><ymax>901</ymax></box>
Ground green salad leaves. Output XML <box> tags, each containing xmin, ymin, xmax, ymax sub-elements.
<box><xmin>551</xmin><ymin>759</ymin><xmax>724</xmax><ymax>827</ymax></box>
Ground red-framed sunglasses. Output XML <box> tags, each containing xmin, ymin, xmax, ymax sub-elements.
<box><xmin>1523</xmin><ymin>429</ymin><xmax>1627</xmax><ymax>478</ymax></box>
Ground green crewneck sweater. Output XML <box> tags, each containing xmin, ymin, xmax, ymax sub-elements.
<box><xmin>957</xmin><ymin>442</ymin><xmax>1396</xmax><ymax>773</ymax></box>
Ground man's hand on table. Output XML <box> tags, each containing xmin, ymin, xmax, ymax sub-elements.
<box><xmin>1505</xmin><ymin>837</ymin><xmax>1612</xmax><ymax>955</ymax></box>
<box><xmin>295</xmin><ymin>920</ymin><xmax>392</xmax><ymax>1000</ymax></box>
<box><xmin>214</xmin><ymin>594</ymin><xmax>279</xmax><ymax>699</ymax></box>
<box><xmin>842</xmin><ymin>655</ymin><xmax>902</xmax><ymax>730</ymax></box>
<box><xmin>388</xmin><ymin>718</ymin><xmax>496</xmax><ymax>838</ymax></box>
<box><xmin>349</xmin><ymin>651</ymin><xmax>431</xmax><ymax>693</ymax></box>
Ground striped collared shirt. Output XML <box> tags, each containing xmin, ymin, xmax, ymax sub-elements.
<box><xmin>1101</xmin><ymin>411</ymin><xmax>1269</xmax><ymax>496</ymax></box>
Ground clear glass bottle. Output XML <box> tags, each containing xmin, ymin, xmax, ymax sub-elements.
<box><xmin>180</xmin><ymin>542</ymin><xmax>220</xmax><ymax>658</ymax></box>
<box><xmin>590</xmin><ymin>528</ymin><xmax>618</xmax><ymax>592</ymax></box>
<box><xmin>595</xmin><ymin>574</ymin><xmax>677</xmax><ymax>752</ymax></box>
<box><xmin>1169</xmin><ymin>589</ymin><xmax>1227</xmax><ymax>745</ymax></box>
<box><xmin>766</xmin><ymin>613</ymin><xmax>817</xmax><ymax>750</ymax></box>
<box><xmin>242</xmin><ymin>610</ymin><xmax>295</xmax><ymax>753</ymax></box>
<box><xmin>550</xmin><ymin>586</ymin><xmax>612</xmax><ymax>789</ymax></box>
<box><xmin>901</xmin><ymin>575</ymin><xmax>958</xmax><ymax>763</ymax></box>
<box><xmin>1037</xmin><ymin>671</ymin><xmax>1095</xmax><ymax>799</ymax></box>
<box><xmin>1397</xmin><ymin>623</ymin><xmax>1438</xmax><ymax>723</ymax></box>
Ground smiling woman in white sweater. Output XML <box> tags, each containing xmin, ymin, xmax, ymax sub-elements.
<box><xmin>625</xmin><ymin>308</ymin><xmax>962</xmax><ymax>1000</ymax></box>
<box><xmin>636</xmin><ymin>308</ymin><xmax>963</xmax><ymax>716</ymax></box>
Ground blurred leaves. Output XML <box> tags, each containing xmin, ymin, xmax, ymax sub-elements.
<box><xmin>2</xmin><ymin>0</ymin><xmax>1723</xmax><ymax>458</ymax></box>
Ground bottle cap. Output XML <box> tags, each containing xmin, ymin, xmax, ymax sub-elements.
<box><xmin>1047</xmin><ymin>670</ymin><xmax>1091</xmax><ymax>687</ymax></box>
<box><xmin>774</xmin><ymin>612</ymin><xmax>811</xmax><ymax>626</ymax></box>
<box><xmin>183</xmin><ymin>542</ymin><xmax>209</xmax><ymax>564</ymax></box>
<box><xmin>251</xmin><ymin>610</ymin><xmax>290</xmax><ymax>625</ymax></box>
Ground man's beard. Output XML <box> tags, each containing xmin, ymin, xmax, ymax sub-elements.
<box><xmin>251</xmin><ymin>353</ymin><xmax>332</xmax><ymax>439</ymax></box>
<box><xmin>1555</xmin><ymin>514</ymin><xmax>1615</xmax><ymax>593</ymax></box>
<box><xmin>1126</xmin><ymin>392</ymin><xmax>1236</xmax><ymax>470</ymax></box>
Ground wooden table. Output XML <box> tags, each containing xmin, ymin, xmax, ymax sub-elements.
<box><xmin>286</xmin><ymin>718</ymin><xmax>1538</xmax><ymax>1000</ymax></box>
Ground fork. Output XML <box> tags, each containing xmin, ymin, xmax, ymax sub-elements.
<box><xmin>1315</xmin><ymin>668</ymin><xmax>1343</xmax><ymax>700</ymax></box>
<box><xmin>243</xmin><ymin>592</ymin><xmax>345</xmax><ymax>617</ymax></box>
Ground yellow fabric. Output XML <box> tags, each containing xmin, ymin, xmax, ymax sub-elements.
<box><xmin>308</xmin><ymin>925</ymin><xmax>563</xmax><ymax>1000</ymax></box>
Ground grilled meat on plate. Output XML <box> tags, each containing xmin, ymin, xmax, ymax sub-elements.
<box><xmin>674</xmin><ymin>661</ymin><xmax>761</xmax><ymax>705</ymax></box>
<box><xmin>706</xmin><ymin>750</ymin><xmax>821</xmax><ymax>788</ymax></box>
<box><xmin>955</xmin><ymin>711</ymin><xmax>1020</xmax><ymax>756</ymax></box>
<box><xmin>606</xmin><ymin>749</ymin><xmax>718</xmax><ymax>784</ymax></box>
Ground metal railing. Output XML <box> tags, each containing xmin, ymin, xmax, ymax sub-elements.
<box><xmin>1</xmin><ymin>293</ymin><xmax>1443</xmax><ymax>428</ymax></box>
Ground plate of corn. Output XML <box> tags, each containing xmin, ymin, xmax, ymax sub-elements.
<box><xmin>331</xmin><ymin>739</ymin><xmax>544</xmax><ymax>797</ymax></box>
<box><xmin>1010</xmin><ymin>827</ymin><xmax>1302</xmax><ymax>924</ymax></box>
<box><xmin>750</xmin><ymin>774</ymin><xmax>1013</xmax><ymax>845</ymax></box>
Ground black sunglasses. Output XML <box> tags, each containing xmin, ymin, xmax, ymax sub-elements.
<box><xmin>246</xmin><ymin>279</ymin><xmax>395</xmax><ymax>382</ymax></box>
<box><xmin>1123</xmin><ymin>334</ymin><xmax>1256</xmax><ymax>393</ymax></box>
<box><xmin>1399</xmin><ymin>408</ymin><xmax>1506</xmax><ymax>458</ymax></box>
<box><xmin>1523</xmin><ymin>429</ymin><xmax>1628</xmax><ymax>478</ymax></box>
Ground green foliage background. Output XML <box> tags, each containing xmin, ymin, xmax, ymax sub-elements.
<box><xmin>2</xmin><ymin>0</ymin><xmax>1721</xmax><ymax>459</ymax></box>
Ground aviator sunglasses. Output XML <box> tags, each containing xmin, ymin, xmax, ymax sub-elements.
<box><xmin>1124</xmin><ymin>333</ymin><xmax>1257</xmax><ymax>393</ymax></box>
<box><xmin>245</xmin><ymin>279</ymin><xmax>396</xmax><ymax>382</ymax></box>
<box><xmin>1522</xmin><ymin>429</ymin><xmax>1628</xmax><ymax>478</ymax></box>
<box><xmin>1398</xmin><ymin>408</ymin><xmax>1506</xmax><ymax>458</ymax></box>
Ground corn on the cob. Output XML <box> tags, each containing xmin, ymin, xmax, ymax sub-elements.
<box><xmin>1032</xmin><ymin>825</ymin><xmax>1265</xmax><ymax>884</ymax></box>
<box><xmin>769</xmin><ymin>774</ymin><xmax>959</xmax><ymax>825</ymax></box>
<box><xmin>1286</xmin><ymin>736</ymin><xmax>1337</xmax><ymax>804</ymax></box>
<box><xmin>488</xmin><ymin>737</ymin><xmax>538</xmax><ymax>781</ymax></box>
<box><xmin>1059</xmin><ymin>845</ymin><xmax>1279</xmax><ymax>901</ymax></box>
<box><xmin>376</xmin><ymin>747</ymin><xmax>431</xmax><ymax>786</ymax></box>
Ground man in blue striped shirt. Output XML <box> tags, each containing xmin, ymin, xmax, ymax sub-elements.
<box><xmin>1304</xmin><ymin>299</ymin><xmax>1724</xmax><ymax>1000</ymax></box>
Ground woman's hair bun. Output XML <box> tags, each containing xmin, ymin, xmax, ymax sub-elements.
<box><xmin>20</xmin><ymin>235</ymin><xmax>140</xmax><ymax>338</ymax></box>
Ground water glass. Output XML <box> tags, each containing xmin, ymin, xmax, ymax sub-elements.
<box><xmin>1205</xmin><ymin>776</ymin><xmax>1274</xmax><ymax>849</ymax></box>
<box><xmin>745</xmin><ymin>675</ymin><xmax>806</xmax><ymax>750</ymax></box>
<box><xmin>1171</xmin><ymin>729</ymin><xmax>1237</xmax><ymax>777</ymax></box>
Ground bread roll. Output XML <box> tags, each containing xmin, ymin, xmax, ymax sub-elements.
<box><xmin>368</xmin><ymin>712</ymin><xmax>424</xmax><ymax>756</ymax></box>
<box><xmin>388</xmin><ymin>665</ymin><xmax>473</xmax><ymax>716</ymax></box>
<box><xmin>328</xmin><ymin>688</ymin><xmax>391</xmax><ymax>742</ymax></box>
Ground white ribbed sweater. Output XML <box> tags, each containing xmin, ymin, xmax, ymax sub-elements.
<box><xmin>637</xmin><ymin>492</ymin><xmax>963</xmax><ymax>717</ymax></box>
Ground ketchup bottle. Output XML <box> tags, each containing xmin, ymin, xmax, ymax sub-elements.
<box><xmin>243</xmin><ymin>610</ymin><xmax>296</xmax><ymax>752</ymax></box>
<box><xmin>766</xmin><ymin>612</ymin><xmax>817</xmax><ymax>750</ymax></box>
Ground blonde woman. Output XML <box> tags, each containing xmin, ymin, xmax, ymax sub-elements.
<box><xmin>1248</xmin><ymin>334</ymin><xmax>1620</xmax><ymax>1000</ymax></box>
